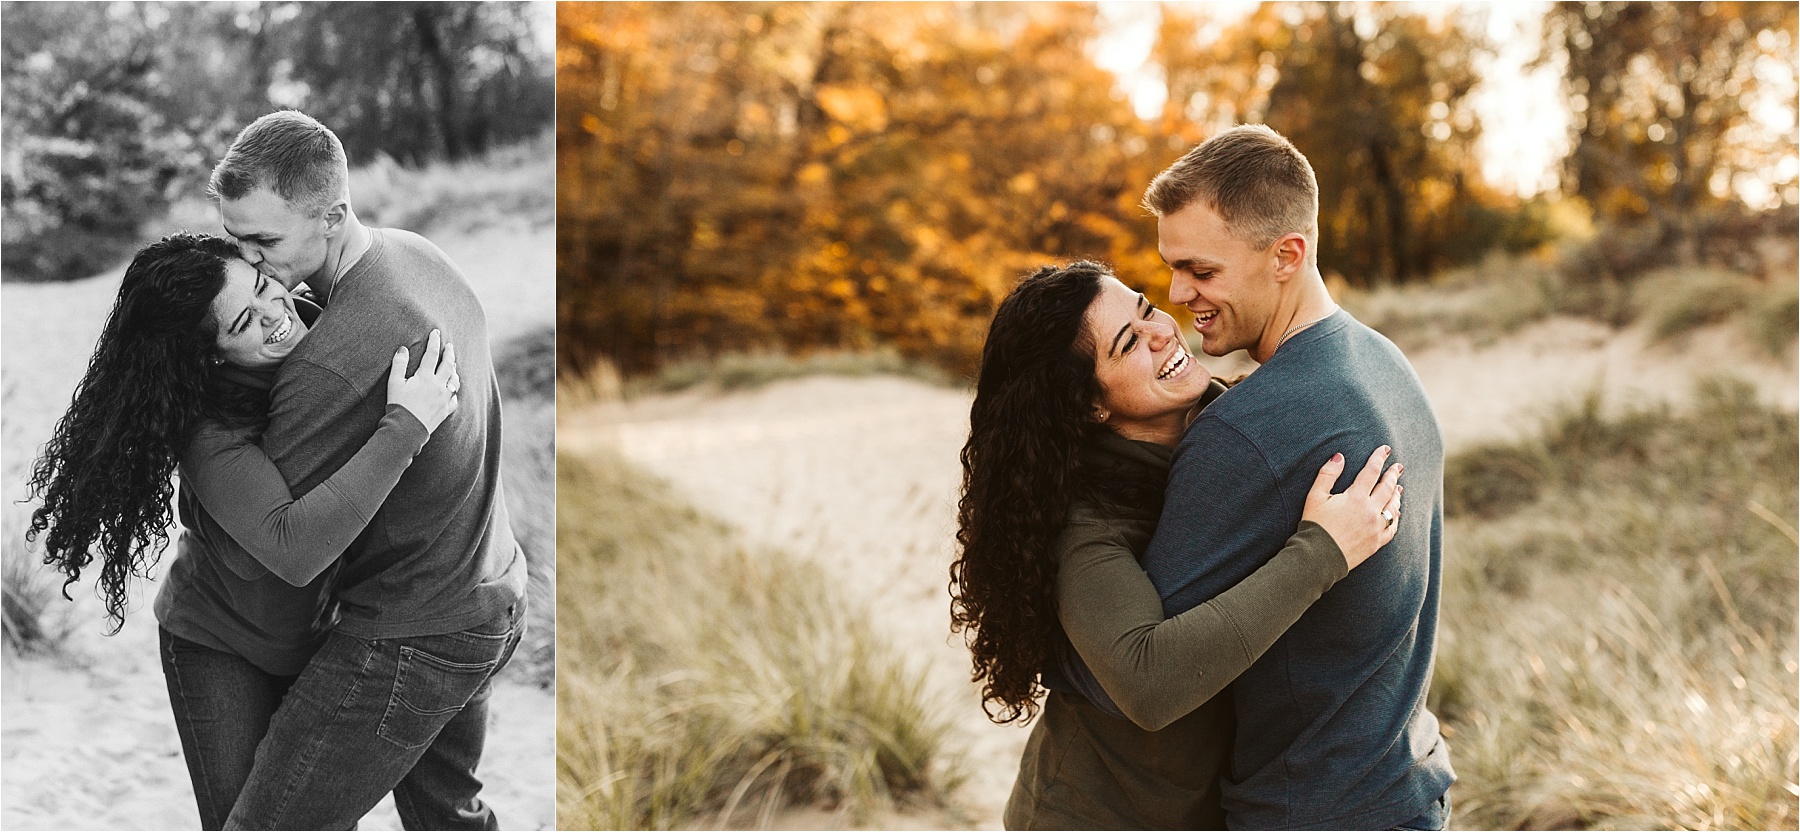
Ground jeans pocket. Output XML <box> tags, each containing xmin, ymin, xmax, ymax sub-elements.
<box><xmin>376</xmin><ymin>645</ymin><xmax>498</xmax><ymax>750</ymax></box>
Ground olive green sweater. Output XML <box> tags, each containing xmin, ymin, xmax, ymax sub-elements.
<box><xmin>1005</xmin><ymin>406</ymin><xmax>1348</xmax><ymax>830</ymax></box>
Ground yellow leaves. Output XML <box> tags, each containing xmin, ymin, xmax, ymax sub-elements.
<box><xmin>815</xmin><ymin>84</ymin><xmax>889</xmax><ymax>133</ymax></box>
<box><xmin>795</xmin><ymin>163</ymin><xmax>829</xmax><ymax>187</ymax></box>
<box><xmin>910</xmin><ymin>226</ymin><xmax>941</xmax><ymax>256</ymax></box>
<box><xmin>1007</xmin><ymin>172</ymin><xmax>1038</xmax><ymax>194</ymax></box>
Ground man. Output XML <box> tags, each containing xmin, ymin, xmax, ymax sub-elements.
<box><xmin>208</xmin><ymin>110</ymin><xmax>528</xmax><ymax>830</ymax></box>
<box><xmin>1139</xmin><ymin>125</ymin><xmax>1454</xmax><ymax>829</ymax></box>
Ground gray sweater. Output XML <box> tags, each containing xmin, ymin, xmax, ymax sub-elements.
<box><xmin>1144</xmin><ymin>309</ymin><xmax>1454</xmax><ymax>829</ymax></box>
<box><xmin>264</xmin><ymin>228</ymin><xmax>526</xmax><ymax>639</ymax></box>
<box><xmin>1009</xmin><ymin>422</ymin><xmax>1348</xmax><ymax>830</ymax></box>
<box><xmin>157</xmin><ymin>362</ymin><xmax>428</xmax><ymax>675</ymax></box>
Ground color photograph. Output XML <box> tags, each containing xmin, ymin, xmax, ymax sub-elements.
<box><xmin>2</xmin><ymin>2</ymin><xmax>556</xmax><ymax>828</ymax></box>
<box><xmin>555</xmin><ymin>2</ymin><xmax>1797</xmax><ymax>829</ymax></box>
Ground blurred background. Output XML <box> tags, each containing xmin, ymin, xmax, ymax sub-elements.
<box><xmin>555</xmin><ymin>2</ymin><xmax>1798</xmax><ymax>830</ymax></box>
<box><xmin>2</xmin><ymin>2</ymin><xmax>555</xmax><ymax>829</ymax></box>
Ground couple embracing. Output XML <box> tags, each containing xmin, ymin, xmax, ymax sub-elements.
<box><xmin>954</xmin><ymin>126</ymin><xmax>1456</xmax><ymax>830</ymax></box>
<box><xmin>29</xmin><ymin>110</ymin><xmax>527</xmax><ymax>829</ymax></box>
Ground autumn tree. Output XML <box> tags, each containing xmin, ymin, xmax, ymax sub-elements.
<box><xmin>1545</xmin><ymin>1</ymin><xmax>1798</xmax><ymax>267</ymax></box>
<box><xmin>558</xmin><ymin>2</ymin><xmax>1167</xmax><ymax>376</ymax></box>
<box><xmin>2</xmin><ymin>1</ymin><xmax>552</xmax><ymax>282</ymax></box>
<box><xmin>1157</xmin><ymin>2</ymin><xmax>1497</xmax><ymax>286</ymax></box>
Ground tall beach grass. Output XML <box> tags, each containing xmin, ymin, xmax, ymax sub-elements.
<box><xmin>1435</xmin><ymin>377</ymin><xmax>1798</xmax><ymax>829</ymax></box>
<box><xmin>556</xmin><ymin>447</ymin><xmax>956</xmax><ymax>829</ymax></box>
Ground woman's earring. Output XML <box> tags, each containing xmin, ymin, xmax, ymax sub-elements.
<box><xmin>1091</xmin><ymin>405</ymin><xmax>1109</xmax><ymax>423</ymax></box>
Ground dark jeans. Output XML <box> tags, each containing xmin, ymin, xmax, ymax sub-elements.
<box><xmin>1393</xmin><ymin>790</ymin><xmax>1451</xmax><ymax>831</ymax></box>
<box><xmin>222</xmin><ymin>602</ymin><xmax>525</xmax><ymax>831</ymax></box>
<box><xmin>161</xmin><ymin>628</ymin><xmax>298</xmax><ymax>831</ymax></box>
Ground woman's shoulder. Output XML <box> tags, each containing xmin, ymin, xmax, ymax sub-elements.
<box><xmin>1055</xmin><ymin>498</ymin><xmax>1157</xmax><ymax>560</ymax></box>
<box><xmin>182</xmin><ymin>418</ymin><xmax>259</xmax><ymax>467</ymax></box>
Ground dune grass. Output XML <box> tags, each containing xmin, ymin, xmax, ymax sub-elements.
<box><xmin>1343</xmin><ymin>253</ymin><xmax>1798</xmax><ymax>363</ymax></box>
<box><xmin>555</xmin><ymin>448</ymin><xmax>956</xmax><ymax>829</ymax></box>
<box><xmin>1435</xmin><ymin>377</ymin><xmax>1798</xmax><ymax>829</ymax></box>
<box><xmin>1338</xmin><ymin>252</ymin><xmax>1567</xmax><ymax>350</ymax></box>
<box><xmin>494</xmin><ymin>324</ymin><xmax>557</xmax><ymax>684</ymax></box>
<box><xmin>349</xmin><ymin>132</ymin><xmax>554</xmax><ymax>235</ymax></box>
<box><xmin>626</xmin><ymin>348</ymin><xmax>957</xmax><ymax>398</ymax></box>
<box><xmin>2</xmin><ymin>504</ymin><xmax>74</xmax><ymax>655</ymax></box>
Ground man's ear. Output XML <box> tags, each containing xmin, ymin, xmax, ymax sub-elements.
<box><xmin>1271</xmin><ymin>232</ymin><xmax>1308</xmax><ymax>283</ymax></box>
<box><xmin>321</xmin><ymin>198</ymin><xmax>351</xmax><ymax>237</ymax></box>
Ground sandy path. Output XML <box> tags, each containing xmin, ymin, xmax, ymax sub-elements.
<box><xmin>2</xmin><ymin>220</ymin><xmax>555</xmax><ymax>830</ymax></box>
<box><xmin>563</xmin><ymin>316</ymin><xmax>1796</xmax><ymax>829</ymax></box>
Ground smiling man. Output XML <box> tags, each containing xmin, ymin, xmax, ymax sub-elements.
<box><xmin>1137</xmin><ymin>125</ymin><xmax>1455</xmax><ymax>829</ymax></box>
<box><xmin>205</xmin><ymin>109</ymin><xmax>527</xmax><ymax>830</ymax></box>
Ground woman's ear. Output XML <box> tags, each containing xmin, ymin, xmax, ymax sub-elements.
<box><xmin>1089</xmin><ymin>402</ymin><xmax>1109</xmax><ymax>423</ymax></box>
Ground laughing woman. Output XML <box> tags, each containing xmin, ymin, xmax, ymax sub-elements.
<box><xmin>952</xmin><ymin>261</ymin><xmax>1403</xmax><ymax>829</ymax></box>
<box><xmin>25</xmin><ymin>233</ymin><xmax>460</xmax><ymax>829</ymax></box>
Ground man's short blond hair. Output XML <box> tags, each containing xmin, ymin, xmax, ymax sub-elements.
<box><xmin>1141</xmin><ymin>124</ymin><xmax>1319</xmax><ymax>251</ymax></box>
<box><xmin>207</xmin><ymin>110</ymin><xmax>348</xmax><ymax>216</ymax></box>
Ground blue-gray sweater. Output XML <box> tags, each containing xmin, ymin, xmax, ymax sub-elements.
<box><xmin>1144</xmin><ymin>308</ymin><xmax>1453</xmax><ymax>829</ymax></box>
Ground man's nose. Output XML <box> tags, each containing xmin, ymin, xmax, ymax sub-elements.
<box><xmin>1166</xmin><ymin>270</ymin><xmax>1198</xmax><ymax>304</ymax></box>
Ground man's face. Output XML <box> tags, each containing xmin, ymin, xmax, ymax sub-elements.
<box><xmin>1156</xmin><ymin>200</ymin><xmax>1282</xmax><ymax>358</ymax></box>
<box><xmin>219</xmin><ymin>187</ymin><xmax>330</xmax><ymax>290</ymax></box>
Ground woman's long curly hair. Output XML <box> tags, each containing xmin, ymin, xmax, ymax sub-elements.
<box><xmin>26</xmin><ymin>233</ymin><xmax>269</xmax><ymax>633</ymax></box>
<box><xmin>951</xmin><ymin>260</ymin><xmax>1111</xmax><ymax>724</ymax></box>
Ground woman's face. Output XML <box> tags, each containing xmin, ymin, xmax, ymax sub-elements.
<box><xmin>1085</xmin><ymin>276</ymin><xmax>1212</xmax><ymax>436</ymax></box>
<box><xmin>210</xmin><ymin>258</ymin><xmax>309</xmax><ymax>370</ymax></box>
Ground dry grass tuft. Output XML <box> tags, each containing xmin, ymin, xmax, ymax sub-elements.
<box><xmin>555</xmin><ymin>449</ymin><xmax>956</xmax><ymax>829</ymax></box>
<box><xmin>494</xmin><ymin>324</ymin><xmax>557</xmax><ymax>684</ymax></box>
<box><xmin>2</xmin><ymin>503</ymin><xmax>74</xmax><ymax>655</ymax></box>
<box><xmin>1436</xmin><ymin>377</ymin><xmax>1798</xmax><ymax>830</ymax></box>
<box><xmin>1340</xmin><ymin>252</ymin><xmax>1565</xmax><ymax>350</ymax></box>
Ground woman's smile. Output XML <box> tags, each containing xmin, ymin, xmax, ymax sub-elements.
<box><xmin>264</xmin><ymin>309</ymin><xmax>295</xmax><ymax>345</ymax></box>
<box><xmin>1157</xmin><ymin>347</ymin><xmax>1193</xmax><ymax>380</ymax></box>
<box><xmin>212</xmin><ymin>259</ymin><xmax>310</xmax><ymax>369</ymax></box>
<box><xmin>1086</xmin><ymin>276</ymin><xmax>1214</xmax><ymax>445</ymax></box>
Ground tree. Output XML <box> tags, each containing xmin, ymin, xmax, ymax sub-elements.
<box><xmin>1546</xmin><ymin>1</ymin><xmax>1799</xmax><ymax>262</ymax></box>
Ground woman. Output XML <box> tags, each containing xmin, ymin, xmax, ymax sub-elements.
<box><xmin>950</xmin><ymin>261</ymin><xmax>1403</xmax><ymax>829</ymax></box>
<box><xmin>25</xmin><ymin>232</ymin><xmax>460</xmax><ymax>829</ymax></box>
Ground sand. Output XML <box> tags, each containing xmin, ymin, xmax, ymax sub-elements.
<box><xmin>564</xmin><ymin>315</ymin><xmax>1797</xmax><ymax>829</ymax></box>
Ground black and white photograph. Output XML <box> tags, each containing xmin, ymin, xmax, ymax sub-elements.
<box><xmin>2</xmin><ymin>3</ymin><xmax>556</xmax><ymax>828</ymax></box>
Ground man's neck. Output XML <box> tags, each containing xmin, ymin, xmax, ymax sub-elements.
<box><xmin>304</xmin><ymin>218</ymin><xmax>373</xmax><ymax>300</ymax></box>
<box><xmin>1250</xmin><ymin>269</ymin><xmax>1337</xmax><ymax>364</ymax></box>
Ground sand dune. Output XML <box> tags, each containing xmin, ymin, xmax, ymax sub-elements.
<box><xmin>566</xmin><ymin>315</ymin><xmax>1797</xmax><ymax>828</ymax></box>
